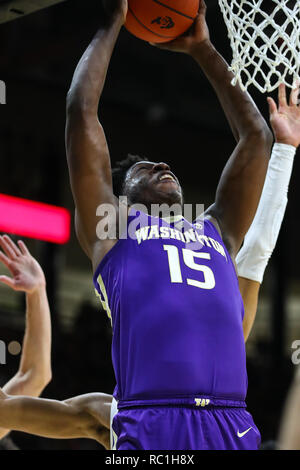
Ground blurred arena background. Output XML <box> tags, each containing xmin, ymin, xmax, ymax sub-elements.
<box><xmin>0</xmin><ymin>0</ymin><xmax>299</xmax><ymax>450</ymax></box>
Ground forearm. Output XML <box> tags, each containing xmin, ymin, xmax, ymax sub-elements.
<box><xmin>190</xmin><ymin>41</ymin><xmax>269</xmax><ymax>140</ymax></box>
<box><xmin>66</xmin><ymin>16</ymin><xmax>123</xmax><ymax>115</ymax></box>
<box><xmin>0</xmin><ymin>395</ymin><xmax>93</xmax><ymax>440</ymax></box>
<box><xmin>0</xmin><ymin>286</ymin><xmax>52</xmax><ymax>439</ymax></box>
<box><xmin>7</xmin><ymin>286</ymin><xmax>52</xmax><ymax>396</ymax></box>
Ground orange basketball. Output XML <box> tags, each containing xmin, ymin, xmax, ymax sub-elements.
<box><xmin>125</xmin><ymin>0</ymin><xmax>200</xmax><ymax>43</ymax></box>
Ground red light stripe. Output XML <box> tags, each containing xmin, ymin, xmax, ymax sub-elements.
<box><xmin>0</xmin><ymin>194</ymin><xmax>71</xmax><ymax>244</ymax></box>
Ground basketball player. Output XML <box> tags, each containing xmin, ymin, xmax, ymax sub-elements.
<box><xmin>0</xmin><ymin>235</ymin><xmax>52</xmax><ymax>447</ymax></box>
<box><xmin>0</xmin><ymin>83</ymin><xmax>297</xmax><ymax>449</ymax></box>
<box><xmin>65</xmin><ymin>0</ymin><xmax>273</xmax><ymax>450</ymax></box>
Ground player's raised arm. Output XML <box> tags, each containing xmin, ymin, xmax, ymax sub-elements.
<box><xmin>155</xmin><ymin>1</ymin><xmax>272</xmax><ymax>257</ymax></box>
<box><xmin>0</xmin><ymin>387</ymin><xmax>111</xmax><ymax>447</ymax></box>
<box><xmin>237</xmin><ymin>83</ymin><xmax>300</xmax><ymax>341</ymax></box>
<box><xmin>66</xmin><ymin>0</ymin><xmax>127</xmax><ymax>270</ymax></box>
<box><xmin>0</xmin><ymin>235</ymin><xmax>52</xmax><ymax>439</ymax></box>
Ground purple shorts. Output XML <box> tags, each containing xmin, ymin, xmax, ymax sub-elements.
<box><xmin>112</xmin><ymin>397</ymin><xmax>261</xmax><ymax>450</ymax></box>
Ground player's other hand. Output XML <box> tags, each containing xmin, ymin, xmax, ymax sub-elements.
<box><xmin>267</xmin><ymin>83</ymin><xmax>300</xmax><ymax>148</ymax></box>
<box><xmin>150</xmin><ymin>0</ymin><xmax>210</xmax><ymax>55</ymax></box>
<box><xmin>102</xmin><ymin>0</ymin><xmax>128</xmax><ymax>25</ymax></box>
<box><xmin>0</xmin><ymin>235</ymin><xmax>45</xmax><ymax>294</ymax></box>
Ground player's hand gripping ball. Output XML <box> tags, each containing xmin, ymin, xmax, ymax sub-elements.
<box><xmin>125</xmin><ymin>0</ymin><xmax>200</xmax><ymax>43</ymax></box>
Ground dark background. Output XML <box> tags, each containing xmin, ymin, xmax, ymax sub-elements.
<box><xmin>0</xmin><ymin>0</ymin><xmax>299</xmax><ymax>450</ymax></box>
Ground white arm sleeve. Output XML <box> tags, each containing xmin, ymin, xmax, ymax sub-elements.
<box><xmin>236</xmin><ymin>143</ymin><xmax>296</xmax><ymax>283</ymax></box>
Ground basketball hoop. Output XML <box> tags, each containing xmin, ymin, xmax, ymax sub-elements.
<box><xmin>218</xmin><ymin>0</ymin><xmax>300</xmax><ymax>93</ymax></box>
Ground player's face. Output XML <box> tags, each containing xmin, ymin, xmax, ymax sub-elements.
<box><xmin>124</xmin><ymin>161</ymin><xmax>183</xmax><ymax>208</ymax></box>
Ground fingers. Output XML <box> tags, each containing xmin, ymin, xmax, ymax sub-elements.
<box><xmin>149</xmin><ymin>41</ymin><xmax>165</xmax><ymax>49</ymax></box>
<box><xmin>289</xmin><ymin>82</ymin><xmax>300</xmax><ymax>107</ymax></box>
<box><xmin>2</xmin><ymin>235</ymin><xmax>22</xmax><ymax>257</ymax></box>
<box><xmin>0</xmin><ymin>275</ymin><xmax>16</xmax><ymax>290</ymax></box>
<box><xmin>0</xmin><ymin>235</ymin><xmax>17</xmax><ymax>260</ymax></box>
<box><xmin>267</xmin><ymin>97</ymin><xmax>277</xmax><ymax>116</ymax></box>
<box><xmin>149</xmin><ymin>42</ymin><xmax>166</xmax><ymax>50</ymax></box>
<box><xmin>149</xmin><ymin>38</ymin><xmax>182</xmax><ymax>51</ymax></box>
<box><xmin>270</xmin><ymin>82</ymin><xmax>299</xmax><ymax>113</ymax></box>
<box><xmin>17</xmin><ymin>240</ymin><xmax>30</xmax><ymax>256</ymax></box>
<box><xmin>278</xmin><ymin>83</ymin><xmax>287</xmax><ymax>107</ymax></box>
<box><xmin>0</xmin><ymin>251</ymin><xmax>11</xmax><ymax>269</ymax></box>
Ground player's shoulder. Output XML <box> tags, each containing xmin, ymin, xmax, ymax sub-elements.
<box><xmin>193</xmin><ymin>214</ymin><xmax>222</xmax><ymax>239</ymax></box>
<box><xmin>204</xmin><ymin>215</ymin><xmax>222</xmax><ymax>236</ymax></box>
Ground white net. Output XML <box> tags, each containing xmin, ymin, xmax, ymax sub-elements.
<box><xmin>218</xmin><ymin>0</ymin><xmax>300</xmax><ymax>93</ymax></box>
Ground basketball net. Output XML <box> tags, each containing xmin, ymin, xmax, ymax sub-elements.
<box><xmin>218</xmin><ymin>0</ymin><xmax>300</xmax><ymax>92</ymax></box>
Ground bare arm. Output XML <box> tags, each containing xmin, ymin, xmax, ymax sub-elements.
<box><xmin>65</xmin><ymin>393</ymin><xmax>112</xmax><ymax>448</ymax></box>
<box><xmin>155</xmin><ymin>2</ymin><xmax>272</xmax><ymax>257</ymax></box>
<box><xmin>0</xmin><ymin>236</ymin><xmax>52</xmax><ymax>439</ymax></box>
<box><xmin>193</xmin><ymin>24</ymin><xmax>272</xmax><ymax>256</ymax></box>
<box><xmin>0</xmin><ymin>387</ymin><xmax>111</xmax><ymax>447</ymax></box>
<box><xmin>66</xmin><ymin>1</ymin><xmax>127</xmax><ymax>270</ymax></box>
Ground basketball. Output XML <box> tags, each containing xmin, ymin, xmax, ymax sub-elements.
<box><xmin>125</xmin><ymin>0</ymin><xmax>200</xmax><ymax>43</ymax></box>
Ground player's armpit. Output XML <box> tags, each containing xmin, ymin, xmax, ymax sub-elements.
<box><xmin>203</xmin><ymin>212</ymin><xmax>222</xmax><ymax>238</ymax></box>
<box><xmin>238</xmin><ymin>277</ymin><xmax>261</xmax><ymax>342</ymax></box>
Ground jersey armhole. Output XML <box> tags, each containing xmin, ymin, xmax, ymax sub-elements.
<box><xmin>204</xmin><ymin>215</ymin><xmax>223</xmax><ymax>238</ymax></box>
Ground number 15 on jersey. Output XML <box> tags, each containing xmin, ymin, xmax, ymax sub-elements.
<box><xmin>164</xmin><ymin>245</ymin><xmax>216</xmax><ymax>290</ymax></box>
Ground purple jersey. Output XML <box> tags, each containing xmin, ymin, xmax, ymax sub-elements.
<box><xmin>93</xmin><ymin>210</ymin><xmax>247</xmax><ymax>403</ymax></box>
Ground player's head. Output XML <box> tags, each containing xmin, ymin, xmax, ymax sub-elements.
<box><xmin>112</xmin><ymin>154</ymin><xmax>183</xmax><ymax>209</ymax></box>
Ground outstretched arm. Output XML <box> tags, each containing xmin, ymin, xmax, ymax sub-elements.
<box><xmin>0</xmin><ymin>387</ymin><xmax>112</xmax><ymax>447</ymax></box>
<box><xmin>0</xmin><ymin>235</ymin><xmax>52</xmax><ymax>439</ymax></box>
<box><xmin>237</xmin><ymin>83</ymin><xmax>300</xmax><ymax>341</ymax></box>
<box><xmin>66</xmin><ymin>1</ymin><xmax>127</xmax><ymax>270</ymax></box>
<box><xmin>155</xmin><ymin>1</ymin><xmax>272</xmax><ymax>257</ymax></box>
